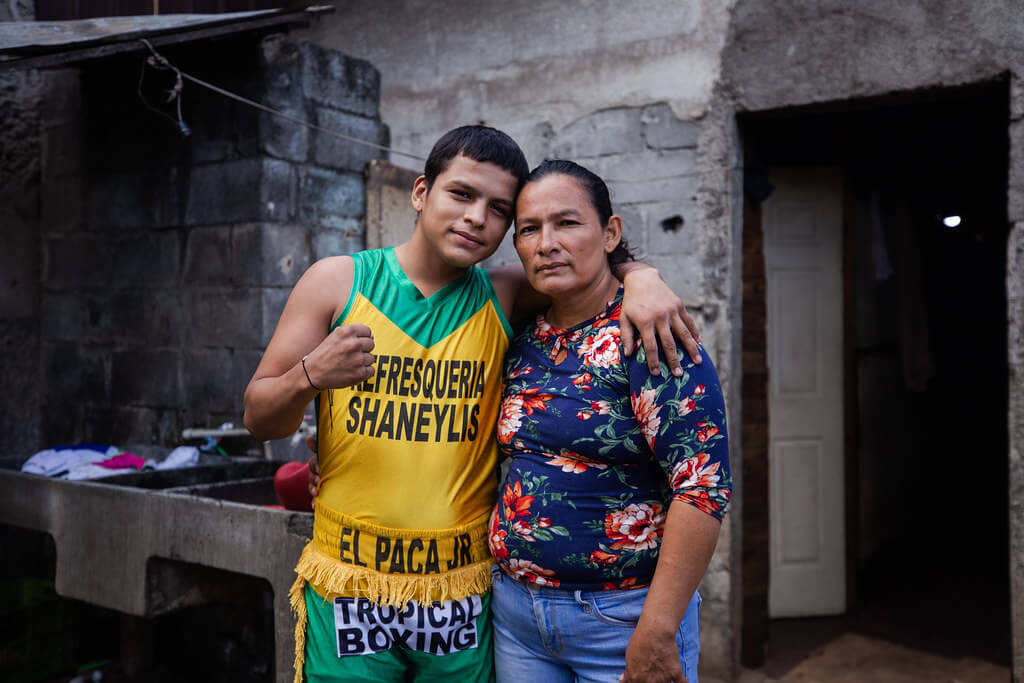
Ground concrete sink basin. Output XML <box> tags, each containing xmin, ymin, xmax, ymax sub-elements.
<box><xmin>0</xmin><ymin>454</ymin><xmax>310</xmax><ymax>682</ymax></box>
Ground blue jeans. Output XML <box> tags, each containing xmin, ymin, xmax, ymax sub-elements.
<box><xmin>490</xmin><ymin>566</ymin><xmax>701</xmax><ymax>683</ymax></box>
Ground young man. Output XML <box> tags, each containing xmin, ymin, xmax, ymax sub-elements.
<box><xmin>243</xmin><ymin>126</ymin><xmax>699</xmax><ymax>682</ymax></box>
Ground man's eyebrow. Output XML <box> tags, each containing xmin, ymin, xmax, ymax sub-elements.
<box><xmin>447</xmin><ymin>179</ymin><xmax>477</xmax><ymax>193</ymax></box>
<box><xmin>448</xmin><ymin>179</ymin><xmax>513</xmax><ymax>208</ymax></box>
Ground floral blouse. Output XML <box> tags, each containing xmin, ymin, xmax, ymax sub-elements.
<box><xmin>488</xmin><ymin>289</ymin><xmax>732</xmax><ymax>591</ymax></box>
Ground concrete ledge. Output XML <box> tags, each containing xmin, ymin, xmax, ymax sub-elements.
<box><xmin>0</xmin><ymin>464</ymin><xmax>312</xmax><ymax>682</ymax></box>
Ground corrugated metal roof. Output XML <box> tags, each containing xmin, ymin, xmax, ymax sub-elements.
<box><xmin>0</xmin><ymin>11</ymin><xmax>279</xmax><ymax>53</ymax></box>
<box><xmin>0</xmin><ymin>6</ymin><xmax>332</xmax><ymax>70</ymax></box>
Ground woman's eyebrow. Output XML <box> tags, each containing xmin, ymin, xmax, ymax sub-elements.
<box><xmin>516</xmin><ymin>208</ymin><xmax>584</xmax><ymax>223</ymax></box>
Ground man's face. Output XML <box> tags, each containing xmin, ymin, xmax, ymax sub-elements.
<box><xmin>411</xmin><ymin>154</ymin><xmax>518</xmax><ymax>269</ymax></box>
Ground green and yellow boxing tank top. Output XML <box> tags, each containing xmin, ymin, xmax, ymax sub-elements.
<box><xmin>292</xmin><ymin>247</ymin><xmax>512</xmax><ymax>610</ymax></box>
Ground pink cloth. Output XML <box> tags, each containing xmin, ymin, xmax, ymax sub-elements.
<box><xmin>96</xmin><ymin>453</ymin><xmax>145</xmax><ymax>470</ymax></box>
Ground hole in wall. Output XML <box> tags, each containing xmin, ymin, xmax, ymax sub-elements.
<box><xmin>660</xmin><ymin>215</ymin><xmax>684</xmax><ymax>232</ymax></box>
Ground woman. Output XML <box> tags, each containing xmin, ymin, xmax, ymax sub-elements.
<box><xmin>489</xmin><ymin>160</ymin><xmax>731</xmax><ymax>683</ymax></box>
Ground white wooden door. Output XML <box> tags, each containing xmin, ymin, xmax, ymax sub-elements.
<box><xmin>764</xmin><ymin>167</ymin><xmax>846</xmax><ymax>617</ymax></box>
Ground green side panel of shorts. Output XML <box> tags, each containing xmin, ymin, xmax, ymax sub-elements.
<box><xmin>301</xmin><ymin>583</ymin><xmax>495</xmax><ymax>683</ymax></box>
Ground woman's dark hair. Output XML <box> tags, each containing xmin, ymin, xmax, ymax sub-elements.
<box><xmin>521</xmin><ymin>159</ymin><xmax>636</xmax><ymax>266</ymax></box>
<box><xmin>423</xmin><ymin>125</ymin><xmax>530</xmax><ymax>191</ymax></box>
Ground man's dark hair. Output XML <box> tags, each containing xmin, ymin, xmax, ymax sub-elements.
<box><xmin>423</xmin><ymin>125</ymin><xmax>530</xmax><ymax>190</ymax></box>
<box><xmin>522</xmin><ymin>159</ymin><xmax>636</xmax><ymax>267</ymax></box>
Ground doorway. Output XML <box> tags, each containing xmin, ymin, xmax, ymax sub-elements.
<box><xmin>740</xmin><ymin>80</ymin><xmax>1011</xmax><ymax>674</ymax></box>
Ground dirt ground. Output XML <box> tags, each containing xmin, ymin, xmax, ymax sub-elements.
<box><xmin>719</xmin><ymin>633</ymin><xmax>1011</xmax><ymax>683</ymax></box>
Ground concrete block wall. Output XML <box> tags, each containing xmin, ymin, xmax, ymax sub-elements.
<box><xmin>0</xmin><ymin>67</ymin><xmax>43</xmax><ymax>457</ymax></box>
<box><xmin>32</xmin><ymin>34</ymin><xmax>386</xmax><ymax>449</ymax></box>
<box><xmin>485</xmin><ymin>104</ymin><xmax>705</xmax><ymax>305</ymax></box>
<box><xmin>1008</xmin><ymin>74</ymin><xmax>1024</xmax><ymax>682</ymax></box>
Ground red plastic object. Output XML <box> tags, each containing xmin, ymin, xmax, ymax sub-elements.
<box><xmin>274</xmin><ymin>461</ymin><xmax>313</xmax><ymax>511</ymax></box>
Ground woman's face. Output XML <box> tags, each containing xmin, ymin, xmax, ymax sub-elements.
<box><xmin>513</xmin><ymin>174</ymin><xmax>621</xmax><ymax>300</ymax></box>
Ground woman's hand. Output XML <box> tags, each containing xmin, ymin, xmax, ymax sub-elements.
<box><xmin>620</xmin><ymin>621</ymin><xmax>687</xmax><ymax>683</ymax></box>
<box><xmin>618</xmin><ymin>265</ymin><xmax>701</xmax><ymax>376</ymax></box>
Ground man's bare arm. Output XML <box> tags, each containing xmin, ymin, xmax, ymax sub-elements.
<box><xmin>487</xmin><ymin>263</ymin><xmax>549</xmax><ymax>328</ymax></box>
<box><xmin>614</xmin><ymin>262</ymin><xmax>701</xmax><ymax>376</ymax></box>
<box><xmin>243</xmin><ymin>256</ymin><xmax>374</xmax><ymax>441</ymax></box>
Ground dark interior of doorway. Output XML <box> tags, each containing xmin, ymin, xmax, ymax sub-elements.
<box><xmin>740</xmin><ymin>79</ymin><xmax>1011</xmax><ymax>674</ymax></box>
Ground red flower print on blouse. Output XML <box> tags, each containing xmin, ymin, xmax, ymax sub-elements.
<box><xmin>577</xmin><ymin>327</ymin><xmax>620</xmax><ymax>368</ymax></box>
<box><xmin>604</xmin><ymin>503</ymin><xmax>665</xmax><ymax>551</ymax></box>
<box><xmin>693</xmin><ymin>384</ymin><xmax>706</xmax><ymax>396</ymax></box>
<box><xmin>589</xmin><ymin>550</ymin><xmax>619</xmax><ymax>566</ymax></box>
<box><xmin>604</xmin><ymin>577</ymin><xmax>642</xmax><ymax>590</ymax></box>
<box><xmin>532</xmin><ymin>317</ymin><xmax>556</xmax><ymax>342</ymax></box>
<box><xmin>549</xmin><ymin>335</ymin><xmax>568</xmax><ymax>365</ymax></box>
<box><xmin>670</xmin><ymin>452</ymin><xmax>722</xmax><ymax>490</ymax></box>
<box><xmin>697</xmin><ymin>423</ymin><xmax>720</xmax><ymax>444</ymax></box>
<box><xmin>630</xmin><ymin>388</ymin><xmax>662</xmax><ymax>449</ymax></box>
<box><xmin>578</xmin><ymin>399</ymin><xmax>612</xmax><ymax>421</ymax></box>
<box><xmin>678</xmin><ymin>397</ymin><xmax>696</xmax><ymax>416</ymax></box>
<box><xmin>506</xmin><ymin>558</ymin><xmax>560</xmax><ymax>587</ymax></box>
<box><xmin>572</xmin><ymin>371</ymin><xmax>593</xmax><ymax>390</ymax></box>
<box><xmin>512</xmin><ymin>520</ymin><xmax>536</xmax><ymax>542</ymax></box>
<box><xmin>506</xmin><ymin>365</ymin><xmax>533</xmax><ymax>380</ymax></box>
<box><xmin>676</xmin><ymin>487</ymin><xmax>731</xmax><ymax>517</ymax></box>
<box><xmin>520</xmin><ymin>388</ymin><xmax>551</xmax><ymax>415</ymax></box>
<box><xmin>497</xmin><ymin>395</ymin><xmax>525</xmax><ymax>444</ymax></box>
<box><xmin>489</xmin><ymin>527</ymin><xmax>509</xmax><ymax>560</ymax></box>
<box><xmin>544</xmin><ymin>450</ymin><xmax>608</xmax><ymax>474</ymax></box>
<box><xmin>502</xmin><ymin>480</ymin><xmax>535</xmax><ymax>521</ymax></box>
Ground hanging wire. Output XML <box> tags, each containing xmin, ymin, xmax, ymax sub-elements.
<box><xmin>138</xmin><ymin>54</ymin><xmax>191</xmax><ymax>135</ymax></box>
<box><xmin>138</xmin><ymin>38</ymin><xmax>425</xmax><ymax>162</ymax></box>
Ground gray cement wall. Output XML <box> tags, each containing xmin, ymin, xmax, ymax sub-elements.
<box><xmin>302</xmin><ymin>0</ymin><xmax>735</xmax><ymax>166</ymax></box>
<box><xmin>1012</xmin><ymin>220</ymin><xmax>1024</xmax><ymax>679</ymax></box>
<box><xmin>0</xmin><ymin>0</ymin><xmax>32</xmax><ymax>21</ymax></box>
